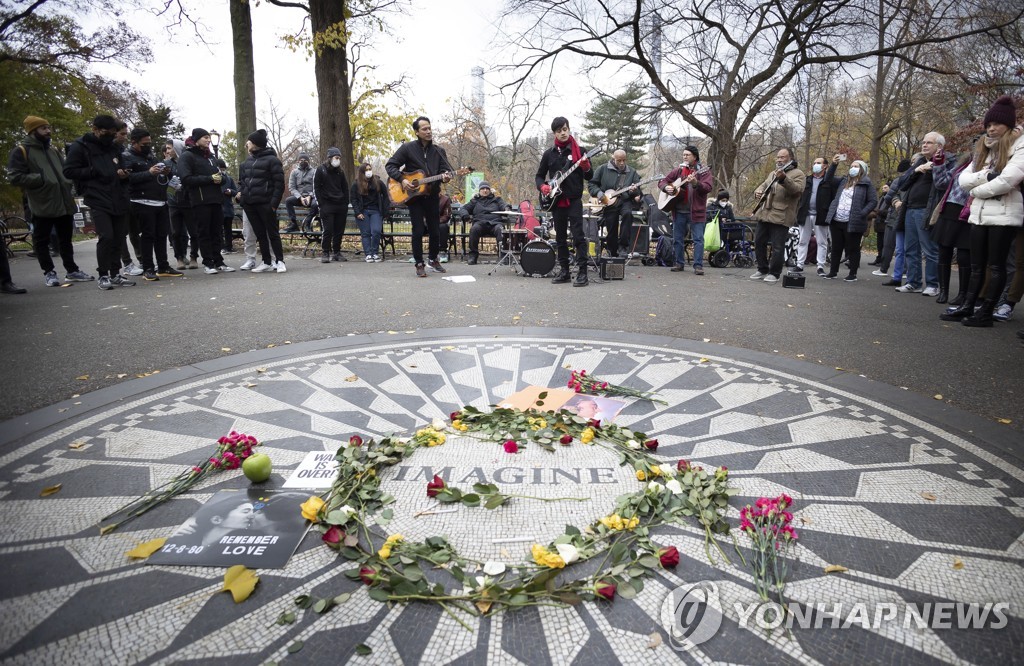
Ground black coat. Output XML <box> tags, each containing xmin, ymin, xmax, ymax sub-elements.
<box><xmin>178</xmin><ymin>147</ymin><xmax>223</xmax><ymax>207</ymax></box>
<box><xmin>63</xmin><ymin>133</ymin><xmax>129</xmax><ymax>215</ymax></box>
<box><xmin>313</xmin><ymin>163</ymin><xmax>350</xmax><ymax>214</ymax></box>
<box><xmin>460</xmin><ymin>193</ymin><xmax>511</xmax><ymax>226</ymax></box>
<box><xmin>239</xmin><ymin>147</ymin><xmax>286</xmax><ymax>210</ymax></box>
<box><xmin>220</xmin><ymin>172</ymin><xmax>238</xmax><ymax>219</ymax></box>
<box><xmin>535</xmin><ymin>143</ymin><xmax>593</xmax><ymax>200</ymax></box>
<box><xmin>824</xmin><ymin>177</ymin><xmax>878</xmax><ymax>234</ymax></box>
<box><xmin>350</xmin><ymin>178</ymin><xmax>389</xmax><ymax>215</ymax></box>
<box><xmin>122</xmin><ymin>147</ymin><xmax>167</xmax><ymax>202</ymax></box>
<box><xmin>385</xmin><ymin>140</ymin><xmax>453</xmax><ymax>197</ymax></box>
<box><xmin>797</xmin><ymin>162</ymin><xmax>840</xmax><ymax>226</ymax></box>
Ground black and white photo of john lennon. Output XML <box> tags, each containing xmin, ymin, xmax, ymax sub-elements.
<box><xmin>148</xmin><ymin>489</ymin><xmax>311</xmax><ymax>568</ymax></box>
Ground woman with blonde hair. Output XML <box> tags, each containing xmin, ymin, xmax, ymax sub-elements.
<box><xmin>822</xmin><ymin>159</ymin><xmax>877</xmax><ymax>281</ymax></box>
<box><xmin>942</xmin><ymin>96</ymin><xmax>1024</xmax><ymax>326</ymax></box>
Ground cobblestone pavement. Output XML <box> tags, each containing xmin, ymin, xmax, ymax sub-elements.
<box><xmin>0</xmin><ymin>330</ymin><xmax>1020</xmax><ymax>665</ymax></box>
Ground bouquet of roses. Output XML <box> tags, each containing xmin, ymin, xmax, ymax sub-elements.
<box><xmin>98</xmin><ymin>431</ymin><xmax>261</xmax><ymax>534</ymax></box>
<box><xmin>739</xmin><ymin>494</ymin><xmax>798</xmax><ymax>603</ymax></box>
<box><xmin>567</xmin><ymin>369</ymin><xmax>665</xmax><ymax>404</ymax></box>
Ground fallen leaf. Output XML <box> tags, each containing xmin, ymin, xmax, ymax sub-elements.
<box><xmin>68</xmin><ymin>441</ymin><xmax>87</xmax><ymax>450</ymax></box>
<box><xmin>245</xmin><ymin>383</ymin><xmax>257</xmax><ymax>388</ymax></box>
<box><xmin>475</xmin><ymin>600</ymin><xmax>493</xmax><ymax>614</ymax></box>
<box><xmin>648</xmin><ymin>313</ymin><xmax>656</xmax><ymax>317</ymax></box>
<box><xmin>702</xmin><ymin>338</ymin><xmax>710</xmax><ymax>342</ymax></box>
<box><xmin>76</xmin><ymin>375</ymin><xmax>89</xmax><ymax>381</ymax></box>
<box><xmin>997</xmin><ymin>418</ymin><xmax>1012</xmax><ymax>424</ymax></box>
<box><xmin>256</xmin><ymin>367</ymin><xmax>267</xmax><ymax>373</ymax></box>
<box><xmin>58</xmin><ymin>408</ymin><xmax>68</xmax><ymax>413</ymax></box>
<box><xmin>40</xmin><ymin>483</ymin><xmax>62</xmax><ymax>497</ymax></box>
<box><xmin>500</xmin><ymin>547</ymin><xmax>511</xmax><ymax>558</ymax></box>
<box><xmin>354</xmin><ymin>644</ymin><xmax>372</xmax><ymax>656</ymax></box>
<box><xmin>126</xmin><ymin>538</ymin><xmax>167</xmax><ymax>559</ymax></box>
<box><xmin>796</xmin><ymin>354</ymin><xmax>805</xmax><ymax>358</ymax></box>
<box><xmin>443</xmin><ymin>346</ymin><xmax>455</xmax><ymax>350</ymax></box>
<box><xmin>222</xmin><ymin>565</ymin><xmax>259</xmax><ymax>603</ymax></box>
<box><xmin>116</xmin><ymin>373</ymin><xmax>127</xmax><ymax>379</ymax></box>
<box><xmin>345</xmin><ymin>375</ymin><xmax>358</xmax><ymax>382</ymax></box>
<box><xmin>648</xmin><ymin>632</ymin><xmax>663</xmax><ymax>648</ymax></box>
<box><xmin>99</xmin><ymin>524</ymin><xmax>117</xmax><ymax>535</ymax></box>
<box><xmin>921</xmin><ymin>492</ymin><xmax>937</xmax><ymax>501</ymax></box>
<box><xmin>786</xmin><ymin>304</ymin><xmax>794</xmax><ymax>308</ymax></box>
<box><xmin>287</xmin><ymin>641</ymin><xmax>304</xmax><ymax>654</ymax></box>
<box><xmin>800</xmin><ymin>516</ymin><xmax>812</xmax><ymax>525</ymax></box>
<box><xmin>953</xmin><ymin>557</ymin><xmax>964</xmax><ymax>570</ymax></box>
<box><xmin>824</xmin><ymin>564</ymin><xmax>849</xmax><ymax>574</ymax></box>
<box><xmin>284</xmin><ymin>340</ymin><xmax>291</xmax><ymax>344</ymax></box>
<box><xmin>59</xmin><ymin>282</ymin><xmax>72</xmax><ymax>288</ymax></box>
<box><xmin>835</xmin><ymin>367</ymin><xmax>844</xmax><ymax>371</ymax></box>
<box><xmin>699</xmin><ymin>358</ymin><xmax>709</xmax><ymax>363</ymax></box>
<box><xmin>266</xmin><ymin>343</ymin><xmax>276</xmax><ymax>348</ymax></box>
<box><xmin>873</xmin><ymin>340</ymin><xmax>881</xmax><ymax>345</ymax></box>
<box><xmin>387</xmin><ymin>330</ymin><xmax>398</xmax><ymax>334</ymax></box>
<box><xmin>933</xmin><ymin>394</ymin><xmax>943</xmax><ymax>400</ymax></box>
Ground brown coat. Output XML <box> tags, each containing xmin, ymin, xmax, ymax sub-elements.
<box><xmin>755</xmin><ymin>167</ymin><xmax>806</xmax><ymax>227</ymax></box>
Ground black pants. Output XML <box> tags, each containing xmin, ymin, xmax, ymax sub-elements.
<box><xmin>320</xmin><ymin>209</ymin><xmax>347</xmax><ymax>254</ymax></box>
<box><xmin>192</xmin><ymin>204</ymin><xmax>225</xmax><ymax>268</ymax></box>
<box><xmin>120</xmin><ymin>209</ymin><xmax>142</xmax><ymax>266</ymax></box>
<box><xmin>408</xmin><ymin>194</ymin><xmax>441</xmax><ymax>265</ymax></box>
<box><xmin>970</xmin><ymin>225</ymin><xmax>1017</xmax><ymax>302</ymax></box>
<box><xmin>551</xmin><ymin>198</ymin><xmax>588</xmax><ymax>270</ymax></box>
<box><xmin>169</xmin><ymin>206</ymin><xmax>198</xmax><ymax>260</ymax></box>
<box><xmin>439</xmin><ymin>222</ymin><xmax>451</xmax><ymax>254</ymax></box>
<box><xmin>242</xmin><ymin>204</ymin><xmax>284</xmax><ymax>265</ymax></box>
<box><xmin>223</xmin><ymin>217</ymin><xmax>235</xmax><ymax>250</ymax></box>
<box><xmin>879</xmin><ymin>224</ymin><xmax>897</xmax><ymax>272</ymax></box>
<box><xmin>92</xmin><ymin>209</ymin><xmax>129</xmax><ymax>278</ymax></box>
<box><xmin>285</xmin><ymin>196</ymin><xmax>317</xmax><ymax>227</ymax></box>
<box><xmin>131</xmin><ymin>203</ymin><xmax>171</xmax><ymax>271</ymax></box>
<box><xmin>30</xmin><ymin>214</ymin><xmax>79</xmax><ymax>274</ymax></box>
<box><xmin>754</xmin><ymin>221</ymin><xmax>788</xmax><ymax>277</ymax></box>
<box><xmin>469</xmin><ymin>221</ymin><xmax>502</xmax><ymax>254</ymax></box>
<box><xmin>829</xmin><ymin>223</ymin><xmax>863</xmax><ymax>277</ymax></box>
<box><xmin>600</xmin><ymin>202</ymin><xmax>633</xmax><ymax>257</ymax></box>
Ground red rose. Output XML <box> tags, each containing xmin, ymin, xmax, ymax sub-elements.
<box><xmin>588</xmin><ymin>418</ymin><xmax>601</xmax><ymax>429</ymax></box>
<box><xmin>359</xmin><ymin>566</ymin><xmax>377</xmax><ymax>585</ymax></box>
<box><xmin>677</xmin><ymin>459</ymin><xmax>690</xmax><ymax>471</ymax></box>
<box><xmin>503</xmin><ymin>440</ymin><xmax>519</xmax><ymax>454</ymax></box>
<box><xmin>643</xmin><ymin>439</ymin><xmax>659</xmax><ymax>451</ymax></box>
<box><xmin>349</xmin><ymin>435</ymin><xmax>363</xmax><ymax>447</ymax></box>
<box><xmin>658</xmin><ymin>546</ymin><xmax>680</xmax><ymax>568</ymax></box>
<box><xmin>559</xmin><ymin>434</ymin><xmax>573</xmax><ymax>445</ymax></box>
<box><xmin>595</xmin><ymin>581</ymin><xmax>616</xmax><ymax>600</ymax></box>
<box><xmin>450</xmin><ymin>411</ymin><xmax>461</xmax><ymax>421</ymax></box>
<box><xmin>426</xmin><ymin>474</ymin><xmax>446</xmax><ymax>498</ymax></box>
<box><xmin>322</xmin><ymin>525</ymin><xmax>345</xmax><ymax>550</ymax></box>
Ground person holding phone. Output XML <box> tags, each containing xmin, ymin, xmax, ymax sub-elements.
<box><xmin>122</xmin><ymin>128</ymin><xmax>182</xmax><ymax>280</ymax></box>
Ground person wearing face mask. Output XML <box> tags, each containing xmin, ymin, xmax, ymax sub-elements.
<box><xmin>121</xmin><ymin>127</ymin><xmax>182</xmax><ymax>281</ymax></box>
<box><xmin>312</xmin><ymin>147</ymin><xmax>351</xmax><ymax>262</ymax></box>
<box><xmin>351</xmin><ymin>162</ymin><xmax>389</xmax><ymax>262</ymax></box>
<box><xmin>238</xmin><ymin>129</ymin><xmax>287</xmax><ymax>273</ymax></box>
<box><xmin>179</xmin><ymin>128</ymin><xmax>233</xmax><ymax>274</ymax></box>
<box><xmin>750</xmin><ymin>147</ymin><xmax>806</xmax><ymax>283</ymax></box>
<box><xmin>285</xmin><ymin>152</ymin><xmax>316</xmax><ymax>232</ymax></box>
<box><xmin>6</xmin><ymin>115</ymin><xmax>94</xmax><ymax>287</ymax></box>
<box><xmin>706</xmin><ymin>190</ymin><xmax>735</xmax><ymax>228</ymax></box>
<box><xmin>795</xmin><ymin>155</ymin><xmax>842</xmax><ymax>276</ymax></box>
<box><xmin>64</xmin><ymin>115</ymin><xmax>135</xmax><ymax>290</ymax></box>
<box><xmin>822</xmin><ymin>160</ymin><xmax>877</xmax><ymax>281</ymax></box>
<box><xmin>461</xmin><ymin>181</ymin><xmax>512</xmax><ymax>265</ymax></box>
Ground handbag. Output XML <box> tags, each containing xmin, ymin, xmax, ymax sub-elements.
<box><xmin>704</xmin><ymin>214</ymin><xmax>722</xmax><ymax>252</ymax></box>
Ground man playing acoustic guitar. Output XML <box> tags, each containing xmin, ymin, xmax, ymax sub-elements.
<box><xmin>658</xmin><ymin>145</ymin><xmax>714</xmax><ymax>275</ymax></box>
<box><xmin>385</xmin><ymin>116</ymin><xmax>453</xmax><ymax>278</ymax></box>
<box><xmin>535</xmin><ymin>117</ymin><xmax>594</xmax><ymax>286</ymax></box>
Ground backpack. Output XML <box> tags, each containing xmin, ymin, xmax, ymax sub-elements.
<box><xmin>655</xmin><ymin>235</ymin><xmax>674</xmax><ymax>267</ymax></box>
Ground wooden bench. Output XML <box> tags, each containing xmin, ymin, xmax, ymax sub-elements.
<box><xmin>1</xmin><ymin>216</ymin><xmax>32</xmax><ymax>257</ymax></box>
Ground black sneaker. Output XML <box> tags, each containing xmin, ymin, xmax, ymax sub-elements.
<box><xmin>157</xmin><ymin>266</ymin><xmax>184</xmax><ymax>277</ymax></box>
<box><xmin>843</xmin><ymin>274</ymin><xmax>857</xmax><ymax>282</ymax></box>
<box><xmin>320</xmin><ymin>253</ymin><xmax>331</xmax><ymax>263</ymax></box>
<box><xmin>334</xmin><ymin>253</ymin><xmax>347</xmax><ymax>262</ymax></box>
<box><xmin>111</xmin><ymin>275</ymin><xmax>136</xmax><ymax>287</ymax></box>
<box><xmin>791</xmin><ymin>266</ymin><xmax>803</xmax><ymax>273</ymax></box>
<box><xmin>143</xmin><ymin>270</ymin><xmax>159</xmax><ymax>281</ymax></box>
<box><xmin>816</xmin><ymin>267</ymin><xmax>825</xmax><ymax>277</ymax></box>
<box><xmin>98</xmin><ymin>276</ymin><xmax>114</xmax><ymax>290</ymax></box>
<box><xmin>427</xmin><ymin>260</ymin><xmax>446</xmax><ymax>273</ymax></box>
<box><xmin>467</xmin><ymin>254</ymin><xmax>478</xmax><ymax>265</ymax></box>
<box><xmin>822</xmin><ymin>273</ymin><xmax>837</xmax><ymax>279</ymax></box>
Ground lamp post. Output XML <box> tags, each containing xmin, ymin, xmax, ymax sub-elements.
<box><xmin>210</xmin><ymin>130</ymin><xmax>220</xmax><ymax>158</ymax></box>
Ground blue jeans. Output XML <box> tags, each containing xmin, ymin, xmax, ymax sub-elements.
<box><xmin>904</xmin><ymin>207</ymin><xmax>938</xmax><ymax>289</ymax></box>
<box><xmin>672</xmin><ymin>211</ymin><xmax>704</xmax><ymax>267</ymax></box>
<box><xmin>358</xmin><ymin>209</ymin><xmax>383</xmax><ymax>256</ymax></box>
<box><xmin>893</xmin><ymin>231</ymin><xmax>905</xmax><ymax>281</ymax></box>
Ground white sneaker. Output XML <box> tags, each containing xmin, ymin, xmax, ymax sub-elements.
<box><xmin>217</xmin><ymin>265</ymin><xmax>236</xmax><ymax>273</ymax></box>
<box><xmin>122</xmin><ymin>262</ymin><xmax>144</xmax><ymax>277</ymax></box>
<box><xmin>373</xmin><ymin>255</ymin><xmax>383</xmax><ymax>262</ymax></box>
<box><xmin>871</xmin><ymin>270</ymin><xmax>887</xmax><ymax>276</ymax></box>
<box><xmin>203</xmin><ymin>266</ymin><xmax>218</xmax><ymax>275</ymax></box>
<box><xmin>921</xmin><ymin>286</ymin><xmax>939</xmax><ymax>296</ymax></box>
<box><xmin>365</xmin><ymin>254</ymin><xmax>374</xmax><ymax>263</ymax></box>
<box><xmin>895</xmin><ymin>284</ymin><xmax>921</xmax><ymax>293</ymax></box>
<box><xmin>763</xmin><ymin>274</ymin><xmax>779</xmax><ymax>283</ymax></box>
<box><xmin>993</xmin><ymin>303</ymin><xmax>1014</xmax><ymax>321</ymax></box>
<box><xmin>252</xmin><ymin>262</ymin><xmax>274</xmax><ymax>273</ymax></box>
<box><xmin>240</xmin><ymin>258</ymin><xmax>257</xmax><ymax>270</ymax></box>
<box><xmin>750</xmin><ymin>271</ymin><xmax>768</xmax><ymax>280</ymax></box>
<box><xmin>274</xmin><ymin>261</ymin><xmax>287</xmax><ymax>273</ymax></box>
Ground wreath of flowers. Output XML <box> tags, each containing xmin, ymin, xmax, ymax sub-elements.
<box><xmin>305</xmin><ymin>399</ymin><xmax>737</xmax><ymax>621</ymax></box>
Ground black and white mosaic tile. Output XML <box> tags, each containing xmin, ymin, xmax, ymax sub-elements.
<box><xmin>0</xmin><ymin>332</ymin><xmax>1021</xmax><ymax>665</ymax></box>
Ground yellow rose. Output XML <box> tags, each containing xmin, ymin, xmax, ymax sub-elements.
<box><xmin>385</xmin><ymin>534</ymin><xmax>404</xmax><ymax>545</ymax></box>
<box><xmin>300</xmin><ymin>496</ymin><xmax>325</xmax><ymax>523</ymax></box>
<box><xmin>436</xmin><ymin>433</ymin><xmax>446</xmax><ymax>444</ymax></box>
<box><xmin>531</xmin><ymin>543</ymin><xmax>566</xmax><ymax>568</ymax></box>
<box><xmin>581</xmin><ymin>428</ymin><xmax>595</xmax><ymax>444</ymax></box>
<box><xmin>452</xmin><ymin>419</ymin><xmax>463</xmax><ymax>428</ymax></box>
<box><xmin>636</xmin><ymin>470</ymin><xmax>647</xmax><ymax>481</ymax></box>
<box><xmin>599</xmin><ymin>514</ymin><xmax>624</xmax><ymax>530</ymax></box>
<box><xmin>649</xmin><ymin>466</ymin><xmax>662</xmax><ymax>477</ymax></box>
<box><xmin>625</xmin><ymin>516</ymin><xmax>639</xmax><ymax>529</ymax></box>
<box><xmin>458</xmin><ymin>424</ymin><xmax>469</xmax><ymax>432</ymax></box>
<box><xmin>378</xmin><ymin>545</ymin><xmax>392</xmax><ymax>559</ymax></box>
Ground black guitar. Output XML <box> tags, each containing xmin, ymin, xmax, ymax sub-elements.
<box><xmin>538</xmin><ymin>145</ymin><xmax>604</xmax><ymax>211</ymax></box>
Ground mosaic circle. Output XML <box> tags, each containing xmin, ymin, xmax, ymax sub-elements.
<box><xmin>0</xmin><ymin>332</ymin><xmax>1020</xmax><ymax>666</ymax></box>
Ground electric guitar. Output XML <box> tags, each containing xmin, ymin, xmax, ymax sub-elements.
<box><xmin>657</xmin><ymin>165</ymin><xmax>711</xmax><ymax>212</ymax></box>
<box><xmin>388</xmin><ymin>167</ymin><xmax>473</xmax><ymax>206</ymax></box>
<box><xmin>598</xmin><ymin>174</ymin><xmax>664</xmax><ymax>208</ymax></box>
<box><xmin>750</xmin><ymin>160</ymin><xmax>797</xmax><ymax>216</ymax></box>
<box><xmin>538</xmin><ymin>145</ymin><xmax>604</xmax><ymax>211</ymax></box>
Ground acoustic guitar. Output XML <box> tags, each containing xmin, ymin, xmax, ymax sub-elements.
<box><xmin>750</xmin><ymin>160</ymin><xmax>797</xmax><ymax>216</ymax></box>
<box><xmin>388</xmin><ymin>167</ymin><xmax>472</xmax><ymax>206</ymax></box>
<box><xmin>656</xmin><ymin>165</ymin><xmax>711</xmax><ymax>212</ymax></box>
<box><xmin>597</xmin><ymin>174</ymin><xmax>664</xmax><ymax>208</ymax></box>
<box><xmin>538</xmin><ymin>145</ymin><xmax>604</xmax><ymax>211</ymax></box>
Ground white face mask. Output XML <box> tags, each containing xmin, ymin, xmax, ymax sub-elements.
<box><xmin>718</xmin><ymin>199</ymin><xmax>728</xmax><ymax>206</ymax></box>
<box><xmin>812</xmin><ymin>163</ymin><xmax>823</xmax><ymax>174</ymax></box>
<box><xmin>849</xmin><ymin>167</ymin><xmax>860</xmax><ymax>177</ymax></box>
<box><xmin>364</xmin><ymin>170</ymin><xmax>372</xmax><ymax>179</ymax></box>
<box><xmin>331</xmin><ymin>157</ymin><xmax>341</xmax><ymax>167</ymax></box>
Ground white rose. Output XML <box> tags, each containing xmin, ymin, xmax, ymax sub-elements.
<box><xmin>432</xmin><ymin>418</ymin><xmax>446</xmax><ymax>431</ymax></box>
<box><xmin>483</xmin><ymin>561</ymin><xmax>506</xmax><ymax>576</ymax></box>
<box><xmin>555</xmin><ymin>543</ymin><xmax>579</xmax><ymax>564</ymax></box>
<box><xmin>627</xmin><ymin>440</ymin><xmax>641</xmax><ymax>450</ymax></box>
<box><xmin>659</xmin><ymin>463</ymin><xmax>675</xmax><ymax>477</ymax></box>
<box><xmin>647</xmin><ymin>481</ymin><xmax>665</xmax><ymax>494</ymax></box>
<box><xmin>666</xmin><ymin>479</ymin><xmax>684</xmax><ymax>495</ymax></box>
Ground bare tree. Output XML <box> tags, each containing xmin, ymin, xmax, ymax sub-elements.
<box><xmin>229</xmin><ymin>0</ymin><xmax>257</xmax><ymax>165</ymax></box>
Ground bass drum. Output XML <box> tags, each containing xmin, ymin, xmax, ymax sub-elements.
<box><xmin>520</xmin><ymin>240</ymin><xmax>557</xmax><ymax>277</ymax></box>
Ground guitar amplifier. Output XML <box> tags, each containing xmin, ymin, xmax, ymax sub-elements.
<box><xmin>782</xmin><ymin>272</ymin><xmax>805</xmax><ymax>289</ymax></box>
<box><xmin>599</xmin><ymin>257</ymin><xmax>626</xmax><ymax>280</ymax></box>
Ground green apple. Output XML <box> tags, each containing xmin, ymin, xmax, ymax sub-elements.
<box><xmin>242</xmin><ymin>452</ymin><xmax>272</xmax><ymax>483</ymax></box>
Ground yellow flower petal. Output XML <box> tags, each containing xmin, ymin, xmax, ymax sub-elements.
<box><xmin>636</xmin><ymin>470</ymin><xmax>647</xmax><ymax>481</ymax></box>
<box><xmin>222</xmin><ymin>564</ymin><xmax>259</xmax><ymax>603</ymax></box>
<box><xmin>300</xmin><ymin>496</ymin><xmax>325</xmax><ymax>522</ymax></box>
<box><xmin>125</xmin><ymin>537</ymin><xmax>167</xmax><ymax>559</ymax></box>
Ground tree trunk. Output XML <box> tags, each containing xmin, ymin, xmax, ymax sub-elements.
<box><xmin>868</xmin><ymin>0</ymin><xmax>885</xmax><ymax>182</ymax></box>
<box><xmin>230</xmin><ymin>0</ymin><xmax>257</xmax><ymax>168</ymax></box>
<box><xmin>310</xmin><ymin>0</ymin><xmax>355</xmax><ymax>182</ymax></box>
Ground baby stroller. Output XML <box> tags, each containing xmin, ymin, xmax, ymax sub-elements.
<box><xmin>710</xmin><ymin>221</ymin><xmax>756</xmax><ymax>268</ymax></box>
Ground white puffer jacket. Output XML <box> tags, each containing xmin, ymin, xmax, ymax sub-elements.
<box><xmin>959</xmin><ymin>134</ymin><xmax>1024</xmax><ymax>227</ymax></box>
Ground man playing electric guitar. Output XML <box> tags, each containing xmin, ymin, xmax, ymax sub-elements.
<box><xmin>658</xmin><ymin>145</ymin><xmax>714</xmax><ymax>275</ymax></box>
<box><xmin>385</xmin><ymin>116</ymin><xmax>453</xmax><ymax>278</ymax></box>
<box><xmin>535</xmin><ymin>117</ymin><xmax>594</xmax><ymax>286</ymax></box>
<box><xmin>587</xmin><ymin>149</ymin><xmax>641</xmax><ymax>258</ymax></box>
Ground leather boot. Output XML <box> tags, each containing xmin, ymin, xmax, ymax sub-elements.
<box><xmin>936</xmin><ymin>263</ymin><xmax>950</xmax><ymax>304</ymax></box>
<box><xmin>940</xmin><ymin>266</ymin><xmax>983</xmax><ymax>321</ymax></box>
<box><xmin>573</xmin><ymin>266</ymin><xmax>589</xmax><ymax>287</ymax></box>
<box><xmin>948</xmin><ymin>264</ymin><xmax>969</xmax><ymax>306</ymax></box>
<box><xmin>550</xmin><ymin>265</ymin><xmax>571</xmax><ymax>284</ymax></box>
<box><xmin>963</xmin><ymin>299</ymin><xmax>995</xmax><ymax>327</ymax></box>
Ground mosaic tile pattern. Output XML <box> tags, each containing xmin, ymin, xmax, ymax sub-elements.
<box><xmin>0</xmin><ymin>334</ymin><xmax>1021</xmax><ymax>665</ymax></box>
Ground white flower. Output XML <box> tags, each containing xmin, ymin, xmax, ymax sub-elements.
<box><xmin>647</xmin><ymin>481</ymin><xmax>665</xmax><ymax>494</ymax></box>
<box><xmin>627</xmin><ymin>439</ymin><xmax>642</xmax><ymax>450</ymax></box>
<box><xmin>483</xmin><ymin>561</ymin><xmax>506</xmax><ymax>576</ymax></box>
<box><xmin>555</xmin><ymin>543</ymin><xmax>580</xmax><ymax>564</ymax></box>
<box><xmin>475</xmin><ymin>575</ymin><xmax>492</xmax><ymax>589</ymax></box>
<box><xmin>431</xmin><ymin>418</ymin><xmax>446</xmax><ymax>431</ymax></box>
<box><xmin>666</xmin><ymin>479</ymin><xmax>684</xmax><ymax>495</ymax></box>
<box><xmin>659</xmin><ymin>463</ymin><xmax>675</xmax><ymax>477</ymax></box>
<box><xmin>335</xmin><ymin>504</ymin><xmax>356</xmax><ymax>521</ymax></box>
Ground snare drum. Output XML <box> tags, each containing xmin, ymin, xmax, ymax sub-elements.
<box><xmin>502</xmin><ymin>229</ymin><xmax>529</xmax><ymax>253</ymax></box>
<box><xmin>519</xmin><ymin>239</ymin><xmax>556</xmax><ymax>276</ymax></box>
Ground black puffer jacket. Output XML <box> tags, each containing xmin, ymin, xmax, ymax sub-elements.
<box><xmin>385</xmin><ymin>140</ymin><xmax>453</xmax><ymax>197</ymax></box>
<box><xmin>122</xmin><ymin>147</ymin><xmax>167</xmax><ymax>201</ymax></box>
<box><xmin>63</xmin><ymin>133</ymin><xmax>128</xmax><ymax>215</ymax></box>
<box><xmin>239</xmin><ymin>147</ymin><xmax>285</xmax><ymax>210</ymax></box>
<box><xmin>313</xmin><ymin>163</ymin><xmax>350</xmax><ymax>214</ymax></box>
<box><xmin>797</xmin><ymin>162</ymin><xmax>841</xmax><ymax>226</ymax></box>
<box><xmin>178</xmin><ymin>147</ymin><xmax>223</xmax><ymax>207</ymax></box>
<box><xmin>460</xmin><ymin>192</ymin><xmax>511</xmax><ymax>225</ymax></box>
<box><xmin>535</xmin><ymin>143</ymin><xmax>593</xmax><ymax>200</ymax></box>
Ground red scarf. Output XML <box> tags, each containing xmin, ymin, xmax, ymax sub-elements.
<box><xmin>553</xmin><ymin>136</ymin><xmax>583</xmax><ymax>207</ymax></box>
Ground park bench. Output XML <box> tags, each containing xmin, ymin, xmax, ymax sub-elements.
<box><xmin>1</xmin><ymin>215</ymin><xmax>31</xmax><ymax>257</ymax></box>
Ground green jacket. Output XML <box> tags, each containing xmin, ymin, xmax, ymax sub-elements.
<box><xmin>587</xmin><ymin>162</ymin><xmax>641</xmax><ymax>205</ymax></box>
<box><xmin>6</xmin><ymin>134</ymin><xmax>77</xmax><ymax>217</ymax></box>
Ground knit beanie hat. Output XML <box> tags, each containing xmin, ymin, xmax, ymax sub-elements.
<box><xmin>190</xmin><ymin>127</ymin><xmax>210</xmax><ymax>142</ymax></box>
<box><xmin>896</xmin><ymin>158</ymin><xmax>912</xmax><ymax>172</ymax></box>
<box><xmin>684</xmin><ymin>145</ymin><xmax>700</xmax><ymax>162</ymax></box>
<box><xmin>851</xmin><ymin>160</ymin><xmax>869</xmax><ymax>176</ymax></box>
<box><xmin>247</xmin><ymin>129</ymin><xmax>268</xmax><ymax>148</ymax></box>
<box><xmin>326</xmin><ymin>147</ymin><xmax>342</xmax><ymax>158</ymax></box>
<box><xmin>478</xmin><ymin>181</ymin><xmax>492</xmax><ymax>190</ymax></box>
<box><xmin>982</xmin><ymin>95</ymin><xmax>1017</xmax><ymax>129</ymax></box>
<box><xmin>23</xmin><ymin>116</ymin><xmax>48</xmax><ymax>133</ymax></box>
